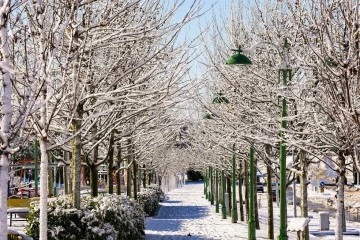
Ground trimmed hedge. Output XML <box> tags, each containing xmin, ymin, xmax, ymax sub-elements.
<box><xmin>137</xmin><ymin>184</ymin><xmax>164</xmax><ymax>216</ymax></box>
<box><xmin>26</xmin><ymin>194</ymin><xmax>145</xmax><ymax>240</ymax></box>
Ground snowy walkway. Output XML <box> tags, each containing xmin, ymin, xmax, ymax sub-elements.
<box><xmin>145</xmin><ymin>181</ymin><xmax>298</xmax><ymax>240</ymax></box>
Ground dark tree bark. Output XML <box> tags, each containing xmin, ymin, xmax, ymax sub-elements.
<box><xmin>266</xmin><ymin>164</ymin><xmax>274</xmax><ymax>239</ymax></box>
<box><xmin>116</xmin><ymin>144</ymin><xmax>122</xmax><ymax>195</ymax></box>
<box><xmin>299</xmin><ymin>149</ymin><xmax>309</xmax><ymax>240</ymax></box>
<box><xmin>238</xmin><ymin>159</ymin><xmax>244</xmax><ymax>221</ymax></box>
<box><xmin>133</xmin><ymin>160</ymin><xmax>138</xmax><ymax>200</ymax></box>
<box><xmin>244</xmin><ymin>160</ymin><xmax>249</xmax><ymax>221</ymax></box>
<box><xmin>227</xmin><ymin>176</ymin><xmax>232</xmax><ymax>213</ymax></box>
<box><xmin>90</xmin><ymin>163</ymin><xmax>98</xmax><ymax>197</ymax></box>
<box><xmin>143</xmin><ymin>165</ymin><xmax>147</xmax><ymax>188</ymax></box>
<box><xmin>107</xmin><ymin>131</ymin><xmax>115</xmax><ymax>194</ymax></box>
<box><xmin>254</xmin><ymin>157</ymin><xmax>260</xmax><ymax>230</ymax></box>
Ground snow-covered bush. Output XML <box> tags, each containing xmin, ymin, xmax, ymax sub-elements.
<box><xmin>147</xmin><ymin>184</ymin><xmax>165</xmax><ymax>202</ymax></box>
<box><xmin>137</xmin><ymin>188</ymin><xmax>159</xmax><ymax>216</ymax></box>
<box><xmin>26</xmin><ymin>195</ymin><xmax>145</xmax><ymax>240</ymax></box>
<box><xmin>137</xmin><ymin>184</ymin><xmax>164</xmax><ymax>216</ymax></box>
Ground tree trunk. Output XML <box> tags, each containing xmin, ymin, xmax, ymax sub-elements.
<box><xmin>126</xmin><ymin>139</ymin><xmax>132</xmax><ymax>197</ymax></box>
<box><xmin>238</xmin><ymin>159</ymin><xmax>244</xmax><ymax>221</ymax></box>
<box><xmin>90</xmin><ymin>163</ymin><xmax>98</xmax><ymax>197</ymax></box>
<box><xmin>138</xmin><ymin>168</ymin><xmax>142</xmax><ymax>191</ymax></box>
<box><xmin>335</xmin><ymin>151</ymin><xmax>346</xmax><ymax>240</ymax></box>
<box><xmin>266</xmin><ymin>164</ymin><xmax>274</xmax><ymax>239</ymax></box>
<box><xmin>157</xmin><ymin>174</ymin><xmax>161</xmax><ymax>186</ymax></box>
<box><xmin>133</xmin><ymin>160</ymin><xmax>138</xmax><ymax>199</ymax></box>
<box><xmin>143</xmin><ymin>165</ymin><xmax>147</xmax><ymax>188</ymax></box>
<box><xmin>39</xmin><ymin>138</ymin><xmax>49</xmax><ymax>240</ymax></box>
<box><xmin>353</xmin><ymin>165</ymin><xmax>358</xmax><ymax>185</ymax></box>
<box><xmin>148</xmin><ymin>170</ymin><xmax>152</xmax><ymax>186</ymax></box>
<box><xmin>48</xmin><ymin>155</ymin><xmax>54</xmax><ymax>197</ymax></box>
<box><xmin>0</xmin><ymin>153</ymin><xmax>10</xmax><ymax>240</ymax></box>
<box><xmin>63</xmin><ymin>151</ymin><xmax>70</xmax><ymax>194</ymax></box>
<box><xmin>244</xmin><ymin>160</ymin><xmax>249</xmax><ymax>221</ymax></box>
<box><xmin>299</xmin><ymin>149</ymin><xmax>309</xmax><ymax>240</ymax></box>
<box><xmin>127</xmin><ymin>163</ymin><xmax>132</xmax><ymax>197</ymax></box>
<box><xmin>0</xmin><ymin>2</ymin><xmax>12</xmax><ymax>238</ymax></box>
<box><xmin>254</xmin><ymin>157</ymin><xmax>260</xmax><ymax>229</ymax></box>
<box><xmin>227</xmin><ymin>176</ymin><xmax>232</xmax><ymax>213</ymax></box>
<box><xmin>116</xmin><ymin>144</ymin><xmax>122</xmax><ymax>195</ymax></box>
<box><xmin>90</xmin><ymin>133</ymin><xmax>99</xmax><ymax>197</ymax></box>
<box><xmin>72</xmin><ymin>104</ymin><xmax>83</xmax><ymax>209</ymax></box>
<box><xmin>108</xmin><ymin>131</ymin><xmax>115</xmax><ymax>194</ymax></box>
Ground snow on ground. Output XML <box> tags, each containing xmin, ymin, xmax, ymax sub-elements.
<box><xmin>8</xmin><ymin>181</ymin><xmax>360</xmax><ymax>239</ymax></box>
<box><xmin>145</xmin><ymin>182</ymin><xmax>360</xmax><ymax>240</ymax></box>
<box><xmin>145</xmin><ymin>181</ymin><xmax>300</xmax><ymax>240</ymax></box>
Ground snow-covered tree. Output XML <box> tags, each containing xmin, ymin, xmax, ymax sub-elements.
<box><xmin>286</xmin><ymin>1</ymin><xmax>360</xmax><ymax>238</ymax></box>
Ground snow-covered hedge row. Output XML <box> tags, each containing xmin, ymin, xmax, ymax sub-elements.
<box><xmin>26</xmin><ymin>194</ymin><xmax>145</xmax><ymax>240</ymax></box>
<box><xmin>137</xmin><ymin>184</ymin><xmax>164</xmax><ymax>216</ymax></box>
<box><xmin>147</xmin><ymin>184</ymin><xmax>165</xmax><ymax>201</ymax></box>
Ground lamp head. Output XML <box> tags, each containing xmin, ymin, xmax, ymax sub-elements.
<box><xmin>212</xmin><ymin>92</ymin><xmax>229</xmax><ymax>104</ymax></box>
<box><xmin>226</xmin><ymin>46</ymin><xmax>252</xmax><ymax>65</ymax></box>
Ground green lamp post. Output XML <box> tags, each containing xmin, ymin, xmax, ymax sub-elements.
<box><xmin>209</xmin><ymin>166</ymin><xmax>214</xmax><ymax>205</ymax></box>
<box><xmin>231</xmin><ymin>143</ymin><xmax>238</xmax><ymax>223</ymax></box>
<box><xmin>215</xmin><ymin>169</ymin><xmax>219</xmax><ymax>213</ymax></box>
<box><xmin>248</xmin><ymin>146</ymin><xmax>256</xmax><ymax>240</ymax></box>
<box><xmin>226</xmin><ymin>40</ymin><xmax>290</xmax><ymax>240</ymax></box>
<box><xmin>226</xmin><ymin>46</ymin><xmax>256</xmax><ymax>238</ymax></box>
<box><xmin>221</xmin><ymin>169</ymin><xmax>227</xmax><ymax>219</ymax></box>
<box><xmin>278</xmin><ymin>40</ymin><xmax>291</xmax><ymax>240</ymax></box>
<box><xmin>204</xmin><ymin>169</ymin><xmax>207</xmax><ymax>195</ymax></box>
<box><xmin>205</xmin><ymin>168</ymin><xmax>208</xmax><ymax>199</ymax></box>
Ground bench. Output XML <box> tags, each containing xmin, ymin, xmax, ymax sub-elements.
<box><xmin>7</xmin><ymin>207</ymin><xmax>29</xmax><ymax>227</ymax></box>
<box><xmin>287</xmin><ymin>217</ymin><xmax>310</xmax><ymax>240</ymax></box>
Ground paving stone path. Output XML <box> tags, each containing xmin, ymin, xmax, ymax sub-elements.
<box><xmin>144</xmin><ymin>181</ymin><xmax>298</xmax><ymax>240</ymax></box>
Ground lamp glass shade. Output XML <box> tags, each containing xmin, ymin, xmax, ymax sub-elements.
<box><xmin>226</xmin><ymin>53</ymin><xmax>252</xmax><ymax>65</ymax></box>
<box><xmin>212</xmin><ymin>95</ymin><xmax>229</xmax><ymax>104</ymax></box>
<box><xmin>203</xmin><ymin>113</ymin><xmax>212</xmax><ymax>119</ymax></box>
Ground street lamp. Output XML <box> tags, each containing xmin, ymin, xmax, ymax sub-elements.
<box><xmin>209</xmin><ymin>166</ymin><xmax>214</xmax><ymax>205</ymax></box>
<box><xmin>231</xmin><ymin>143</ymin><xmax>238</xmax><ymax>223</ymax></box>
<box><xmin>248</xmin><ymin>146</ymin><xmax>256</xmax><ymax>240</ymax></box>
<box><xmin>221</xmin><ymin>169</ymin><xmax>227</xmax><ymax>219</ymax></box>
<box><xmin>226</xmin><ymin>39</ymin><xmax>291</xmax><ymax>240</ymax></box>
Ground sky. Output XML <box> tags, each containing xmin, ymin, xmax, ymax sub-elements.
<box><xmin>175</xmin><ymin>0</ymin><xmax>225</xmax><ymax>45</ymax></box>
<box><xmin>169</xmin><ymin>0</ymin><xmax>231</xmax><ymax>118</ymax></box>
<box><xmin>173</xmin><ymin>0</ymin><xmax>225</xmax><ymax>78</ymax></box>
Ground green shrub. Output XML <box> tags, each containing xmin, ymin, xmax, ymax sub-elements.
<box><xmin>26</xmin><ymin>194</ymin><xmax>145</xmax><ymax>240</ymax></box>
<box><xmin>137</xmin><ymin>188</ymin><xmax>159</xmax><ymax>216</ymax></box>
<box><xmin>147</xmin><ymin>184</ymin><xmax>165</xmax><ymax>202</ymax></box>
<box><xmin>137</xmin><ymin>184</ymin><xmax>164</xmax><ymax>216</ymax></box>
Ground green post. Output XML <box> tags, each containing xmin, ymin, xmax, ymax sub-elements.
<box><xmin>215</xmin><ymin>169</ymin><xmax>219</xmax><ymax>213</ymax></box>
<box><xmin>278</xmin><ymin>39</ymin><xmax>290</xmax><ymax>240</ymax></box>
<box><xmin>248</xmin><ymin>146</ymin><xmax>256</xmax><ymax>240</ymax></box>
<box><xmin>205</xmin><ymin>169</ymin><xmax>208</xmax><ymax>199</ymax></box>
<box><xmin>209</xmin><ymin>166</ymin><xmax>214</xmax><ymax>205</ymax></box>
<box><xmin>231</xmin><ymin>143</ymin><xmax>238</xmax><ymax>223</ymax></box>
<box><xmin>221</xmin><ymin>170</ymin><xmax>226</xmax><ymax>219</ymax></box>
<box><xmin>34</xmin><ymin>139</ymin><xmax>39</xmax><ymax>197</ymax></box>
<box><xmin>278</xmin><ymin>89</ymin><xmax>289</xmax><ymax>240</ymax></box>
<box><xmin>204</xmin><ymin>170</ymin><xmax>206</xmax><ymax>195</ymax></box>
